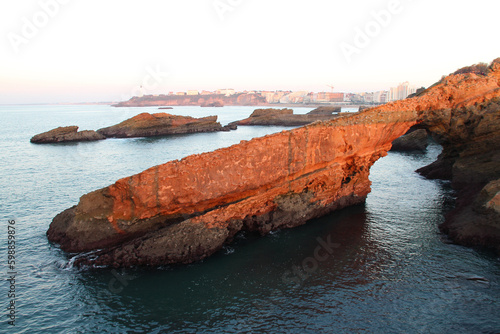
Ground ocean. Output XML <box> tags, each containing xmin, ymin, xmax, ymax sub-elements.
<box><xmin>1</xmin><ymin>105</ymin><xmax>499</xmax><ymax>333</ymax></box>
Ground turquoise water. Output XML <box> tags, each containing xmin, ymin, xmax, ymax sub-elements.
<box><xmin>1</xmin><ymin>105</ymin><xmax>499</xmax><ymax>333</ymax></box>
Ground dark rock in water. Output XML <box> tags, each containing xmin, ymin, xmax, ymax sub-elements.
<box><xmin>97</xmin><ymin>112</ymin><xmax>226</xmax><ymax>138</ymax></box>
<box><xmin>158</xmin><ymin>107</ymin><xmax>173</xmax><ymax>110</ymax></box>
<box><xmin>308</xmin><ymin>106</ymin><xmax>341</xmax><ymax>115</ymax></box>
<box><xmin>230</xmin><ymin>108</ymin><xmax>340</xmax><ymax>126</ymax></box>
<box><xmin>390</xmin><ymin>129</ymin><xmax>428</xmax><ymax>151</ymax></box>
<box><xmin>201</xmin><ymin>101</ymin><xmax>224</xmax><ymax>107</ymax></box>
<box><xmin>30</xmin><ymin>126</ymin><xmax>105</xmax><ymax>144</ymax></box>
<box><xmin>221</xmin><ymin>123</ymin><xmax>238</xmax><ymax>131</ymax></box>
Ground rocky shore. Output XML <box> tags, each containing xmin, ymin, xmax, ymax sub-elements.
<box><xmin>47</xmin><ymin>58</ymin><xmax>500</xmax><ymax>267</ymax></box>
<box><xmin>417</xmin><ymin>96</ymin><xmax>500</xmax><ymax>253</ymax></box>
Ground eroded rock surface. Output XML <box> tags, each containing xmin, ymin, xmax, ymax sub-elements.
<box><xmin>97</xmin><ymin>113</ymin><xmax>225</xmax><ymax>138</ymax></box>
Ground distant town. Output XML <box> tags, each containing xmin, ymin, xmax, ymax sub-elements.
<box><xmin>113</xmin><ymin>82</ymin><xmax>424</xmax><ymax>108</ymax></box>
<box><xmin>139</xmin><ymin>82</ymin><xmax>421</xmax><ymax>105</ymax></box>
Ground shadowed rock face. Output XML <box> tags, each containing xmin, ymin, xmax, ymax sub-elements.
<box><xmin>31</xmin><ymin>126</ymin><xmax>105</xmax><ymax>144</ymax></box>
<box><xmin>97</xmin><ymin>113</ymin><xmax>224</xmax><ymax>138</ymax></box>
<box><xmin>47</xmin><ymin>59</ymin><xmax>500</xmax><ymax>267</ymax></box>
<box><xmin>390</xmin><ymin>128</ymin><xmax>428</xmax><ymax>152</ymax></box>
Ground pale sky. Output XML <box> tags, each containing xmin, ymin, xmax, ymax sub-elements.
<box><xmin>1</xmin><ymin>0</ymin><xmax>499</xmax><ymax>104</ymax></box>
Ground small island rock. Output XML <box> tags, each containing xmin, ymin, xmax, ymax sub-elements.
<box><xmin>30</xmin><ymin>126</ymin><xmax>105</xmax><ymax>144</ymax></box>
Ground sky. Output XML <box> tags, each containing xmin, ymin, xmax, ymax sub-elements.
<box><xmin>0</xmin><ymin>0</ymin><xmax>499</xmax><ymax>104</ymax></box>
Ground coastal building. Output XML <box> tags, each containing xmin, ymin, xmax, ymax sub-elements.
<box><xmin>312</xmin><ymin>92</ymin><xmax>345</xmax><ymax>103</ymax></box>
<box><xmin>187</xmin><ymin>90</ymin><xmax>199</xmax><ymax>96</ymax></box>
<box><xmin>373</xmin><ymin>91</ymin><xmax>388</xmax><ymax>103</ymax></box>
<box><xmin>216</xmin><ymin>89</ymin><xmax>235</xmax><ymax>96</ymax></box>
<box><xmin>280</xmin><ymin>91</ymin><xmax>309</xmax><ymax>104</ymax></box>
<box><xmin>388</xmin><ymin>82</ymin><xmax>416</xmax><ymax>101</ymax></box>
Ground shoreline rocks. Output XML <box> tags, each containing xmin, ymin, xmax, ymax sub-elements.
<box><xmin>417</xmin><ymin>95</ymin><xmax>500</xmax><ymax>253</ymax></box>
<box><xmin>30</xmin><ymin>126</ymin><xmax>105</xmax><ymax>144</ymax></box>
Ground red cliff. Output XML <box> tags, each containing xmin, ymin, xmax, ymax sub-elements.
<box><xmin>47</xmin><ymin>59</ymin><xmax>500</xmax><ymax>267</ymax></box>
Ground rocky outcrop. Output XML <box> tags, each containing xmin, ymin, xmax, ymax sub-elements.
<box><xmin>47</xmin><ymin>108</ymin><xmax>418</xmax><ymax>266</ymax></box>
<box><xmin>390</xmin><ymin>128</ymin><xmax>428</xmax><ymax>152</ymax></box>
<box><xmin>47</xmin><ymin>58</ymin><xmax>500</xmax><ymax>267</ymax></box>
<box><xmin>201</xmin><ymin>101</ymin><xmax>224</xmax><ymax>107</ymax></box>
<box><xmin>230</xmin><ymin>108</ymin><xmax>341</xmax><ymax>126</ymax></box>
<box><xmin>31</xmin><ymin>126</ymin><xmax>105</xmax><ymax>144</ymax></box>
<box><xmin>308</xmin><ymin>106</ymin><xmax>342</xmax><ymax>115</ymax></box>
<box><xmin>97</xmin><ymin>113</ymin><xmax>226</xmax><ymax>138</ymax></box>
<box><xmin>417</xmin><ymin>94</ymin><xmax>500</xmax><ymax>253</ymax></box>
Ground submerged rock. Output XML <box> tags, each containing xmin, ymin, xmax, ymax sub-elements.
<box><xmin>97</xmin><ymin>112</ymin><xmax>226</xmax><ymax>138</ymax></box>
<box><xmin>31</xmin><ymin>126</ymin><xmax>105</xmax><ymax>144</ymax></box>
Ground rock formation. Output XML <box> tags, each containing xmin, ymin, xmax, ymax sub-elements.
<box><xmin>31</xmin><ymin>126</ymin><xmax>105</xmax><ymax>144</ymax></box>
<box><xmin>417</xmin><ymin>96</ymin><xmax>500</xmax><ymax>253</ymax></box>
<box><xmin>97</xmin><ymin>113</ymin><xmax>226</xmax><ymax>138</ymax></box>
<box><xmin>201</xmin><ymin>101</ymin><xmax>224</xmax><ymax>107</ymax></box>
<box><xmin>47</xmin><ymin>58</ymin><xmax>500</xmax><ymax>267</ymax></box>
<box><xmin>390</xmin><ymin>128</ymin><xmax>428</xmax><ymax>152</ymax></box>
<box><xmin>230</xmin><ymin>108</ymin><xmax>341</xmax><ymax>126</ymax></box>
<box><xmin>48</xmin><ymin>108</ymin><xmax>418</xmax><ymax>266</ymax></box>
<box><xmin>308</xmin><ymin>106</ymin><xmax>342</xmax><ymax>115</ymax></box>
